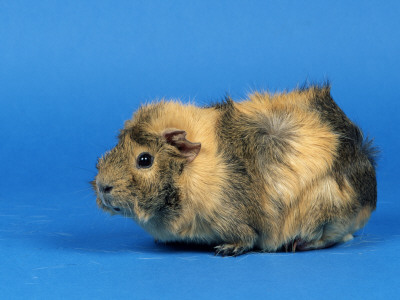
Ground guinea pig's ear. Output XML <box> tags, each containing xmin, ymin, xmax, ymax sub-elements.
<box><xmin>162</xmin><ymin>129</ymin><xmax>201</xmax><ymax>163</ymax></box>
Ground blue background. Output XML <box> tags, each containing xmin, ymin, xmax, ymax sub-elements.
<box><xmin>1</xmin><ymin>1</ymin><xmax>399</xmax><ymax>299</ymax></box>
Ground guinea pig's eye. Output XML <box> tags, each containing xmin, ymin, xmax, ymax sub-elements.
<box><xmin>136</xmin><ymin>152</ymin><xmax>154</xmax><ymax>169</ymax></box>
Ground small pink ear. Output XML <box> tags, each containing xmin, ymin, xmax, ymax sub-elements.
<box><xmin>162</xmin><ymin>129</ymin><xmax>201</xmax><ymax>162</ymax></box>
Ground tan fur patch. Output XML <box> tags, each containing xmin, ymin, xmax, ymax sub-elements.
<box><xmin>236</xmin><ymin>89</ymin><xmax>338</xmax><ymax>204</ymax></box>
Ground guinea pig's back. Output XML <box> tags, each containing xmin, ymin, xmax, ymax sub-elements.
<box><xmin>310</xmin><ymin>87</ymin><xmax>377</xmax><ymax>210</ymax></box>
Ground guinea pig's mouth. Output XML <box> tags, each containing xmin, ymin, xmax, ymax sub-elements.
<box><xmin>96</xmin><ymin>195</ymin><xmax>138</xmax><ymax>218</ymax></box>
<box><xmin>102</xmin><ymin>202</ymin><xmax>123</xmax><ymax>214</ymax></box>
<box><xmin>95</xmin><ymin>194</ymin><xmax>122</xmax><ymax>214</ymax></box>
<box><xmin>94</xmin><ymin>189</ymin><xmax>143</xmax><ymax>220</ymax></box>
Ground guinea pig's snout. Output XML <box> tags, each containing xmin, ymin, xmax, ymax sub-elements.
<box><xmin>98</xmin><ymin>183</ymin><xmax>113</xmax><ymax>194</ymax></box>
<box><xmin>96</xmin><ymin>179</ymin><xmax>121</xmax><ymax>212</ymax></box>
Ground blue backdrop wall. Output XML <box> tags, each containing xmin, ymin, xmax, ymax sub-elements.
<box><xmin>1</xmin><ymin>1</ymin><xmax>399</xmax><ymax>299</ymax></box>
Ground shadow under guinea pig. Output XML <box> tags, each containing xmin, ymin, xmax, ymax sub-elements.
<box><xmin>154</xmin><ymin>241</ymin><xmax>218</xmax><ymax>254</ymax></box>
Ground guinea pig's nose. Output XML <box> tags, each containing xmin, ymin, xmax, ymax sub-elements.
<box><xmin>99</xmin><ymin>183</ymin><xmax>113</xmax><ymax>194</ymax></box>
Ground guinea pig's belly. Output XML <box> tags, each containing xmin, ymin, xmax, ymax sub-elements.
<box><xmin>138</xmin><ymin>218</ymin><xmax>222</xmax><ymax>244</ymax></box>
<box><xmin>139</xmin><ymin>220</ymin><xmax>179</xmax><ymax>242</ymax></box>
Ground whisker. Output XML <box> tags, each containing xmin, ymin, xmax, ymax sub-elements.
<box><xmin>60</xmin><ymin>187</ymin><xmax>95</xmax><ymax>195</ymax></box>
<box><xmin>73</xmin><ymin>166</ymin><xmax>97</xmax><ymax>175</ymax></box>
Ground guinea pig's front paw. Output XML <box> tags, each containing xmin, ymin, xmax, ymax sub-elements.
<box><xmin>214</xmin><ymin>243</ymin><xmax>250</xmax><ymax>257</ymax></box>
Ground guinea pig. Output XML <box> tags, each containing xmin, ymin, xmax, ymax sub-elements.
<box><xmin>93</xmin><ymin>84</ymin><xmax>377</xmax><ymax>256</ymax></box>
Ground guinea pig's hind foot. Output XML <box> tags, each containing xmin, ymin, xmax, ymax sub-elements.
<box><xmin>295</xmin><ymin>236</ymin><xmax>353</xmax><ymax>251</ymax></box>
<box><xmin>282</xmin><ymin>238</ymin><xmax>308</xmax><ymax>252</ymax></box>
<box><xmin>341</xmin><ymin>233</ymin><xmax>354</xmax><ymax>243</ymax></box>
<box><xmin>292</xmin><ymin>240</ymin><xmax>332</xmax><ymax>251</ymax></box>
<box><xmin>214</xmin><ymin>243</ymin><xmax>252</xmax><ymax>257</ymax></box>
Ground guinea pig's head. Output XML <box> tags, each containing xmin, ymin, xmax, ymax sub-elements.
<box><xmin>93</xmin><ymin>118</ymin><xmax>201</xmax><ymax>226</ymax></box>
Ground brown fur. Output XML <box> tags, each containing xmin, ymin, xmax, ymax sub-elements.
<box><xmin>93</xmin><ymin>85</ymin><xmax>377</xmax><ymax>256</ymax></box>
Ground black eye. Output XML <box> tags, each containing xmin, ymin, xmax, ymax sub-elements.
<box><xmin>136</xmin><ymin>152</ymin><xmax>154</xmax><ymax>169</ymax></box>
